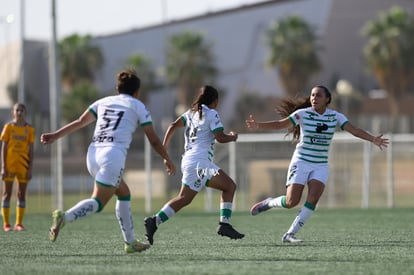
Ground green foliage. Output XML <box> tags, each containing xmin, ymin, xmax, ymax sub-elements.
<box><xmin>267</xmin><ymin>16</ymin><xmax>321</xmax><ymax>97</ymax></box>
<box><xmin>59</xmin><ymin>34</ymin><xmax>104</xmax><ymax>89</ymax></box>
<box><xmin>1</xmin><ymin>209</ymin><xmax>413</xmax><ymax>274</ymax></box>
<box><xmin>60</xmin><ymin>81</ymin><xmax>100</xmax><ymax>152</ymax></box>
<box><xmin>361</xmin><ymin>6</ymin><xmax>414</xmax><ymax>97</ymax></box>
<box><xmin>166</xmin><ymin>31</ymin><xmax>217</xmax><ymax>107</ymax></box>
<box><xmin>61</xmin><ymin>80</ymin><xmax>100</xmax><ymax>122</ymax></box>
<box><xmin>6</xmin><ymin>82</ymin><xmax>34</xmax><ymax>107</ymax></box>
<box><xmin>126</xmin><ymin>53</ymin><xmax>160</xmax><ymax>103</ymax></box>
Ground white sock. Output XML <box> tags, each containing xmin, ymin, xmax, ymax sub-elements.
<box><xmin>156</xmin><ymin>204</ymin><xmax>175</xmax><ymax>225</ymax></box>
<box><xmin>219</xmin><ymin>202</ymin><xmax>233</xmax><ymax>223</ymax></box>
<box><xmin>268</xmin><ymin>196</ymin><xmax>287</xmax><ymax>208</ymax></box>
<box><xmin>65</xmin><ymin>198</ymin><xmax>99</xmax><ymax>223</ymax></box>
<box><xmin>116</xmin><ymin>199</ymin><xmax>135</xmax><ymax>244</ymax></box>
<box><xmin>286</xmin><ymin>204</ymin><xmax>314</xmax><ymax>234</ymax></box>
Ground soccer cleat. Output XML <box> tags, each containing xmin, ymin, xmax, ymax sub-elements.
<box><xmin>217</xmin><ymin>222</ymin><xmax>245</xmax><ymax>239</ymax></box>
<box><xmin>144</xmin><ymin>216</ymin><xmax>157</xmax><ymax>245</ymax></box>
<box><xmin>250</xmin><ymin>197</ymin><xmax>273</xmax><ymax>216</ymax></box>
<box><xmin>124</xmin><ymin>239</ymin><xmax>150</xmax><ymax>253</ymax></box>
<box><xmin>49</xmin><ymin>210</ymin><xmax>65</xmax><ymax>242</ymax></box>
<box><xmin>3</xmin><ymin>224</ymin><xmax>12</xmax><ymax>232</ymax></box>
<box><xmin>282</xmin><ymin>233</ymin><xmax>303</xmax><ymax>243</ymax></box>
<box><xmin>13</xmin><ymin>224</ymin><xmax>25</xmax><ymax>231</ymax></box>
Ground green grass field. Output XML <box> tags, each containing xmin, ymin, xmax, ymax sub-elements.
<box><xmin>0</xmin><ymin>207</ymin><xmax>413</xmax><ymax>275</ymax></box>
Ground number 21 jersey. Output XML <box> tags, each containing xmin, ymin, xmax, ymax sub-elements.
<box><xmin>181</xmin><ymin>104</ymin><xmax>224</xmax><ymax>162</ymax></box>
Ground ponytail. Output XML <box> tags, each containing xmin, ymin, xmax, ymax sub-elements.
<box><xmin>190</xmin><ymin>85</ymin><xmax>219</xmax><ymax>120</ymax></box>
<box><xmin>276</xmin><ymin>97</ymin><xmax>311</xmax><ymax>142</ymax></box>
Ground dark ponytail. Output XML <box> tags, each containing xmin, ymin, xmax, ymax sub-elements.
<box><xmin>190</xmin><ymin>85</ymin><xmax>219</xmax><ymax>120</ymax></box>
<box><xmin>276</xmin><ymin>97</ymin><xmax>310</xmax><ymax>142</ymax></box>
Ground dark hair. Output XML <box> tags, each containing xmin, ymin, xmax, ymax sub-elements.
<box><xmin>190</xmin><ymin>85</ymin><xmax>219</xmax><ymax>120</ymax></box>
<box><xmin>116</xmin><ymin>70</ymin><xmax>141</xmax><ymax>95</ymax></box>
<box><xmin>13</xmin><ymin>103</ymin><xmax>27</xmax><ymax>112</ymax></box>
<box><xmin>276</xmin><ymin>97</ymin><xmax>310</xmax><ymax>142</ymax></box>
<box><xmin>315</xmin><ymin>85</ymin><xmax>332</xmax><ymax>104</ymax></box>
<box><xmin>276</xmin><ymin>85</ymin><xmax>332</xmax><ymax>142</ymax></box>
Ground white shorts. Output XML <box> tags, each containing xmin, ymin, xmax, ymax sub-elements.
<box><xmin>86</xmin><ymin>145</ymin><xmax>126</xmax><ymax>188</ymax></box>
<box><xmin>286</xmin><ymin>160</ymin><xmax>329</xmax><ymax>186</ymax></box>
<box><xmin>181</xmin><ymin>158</ymin><xmax>220</xmax><ymax>192</ymax></box>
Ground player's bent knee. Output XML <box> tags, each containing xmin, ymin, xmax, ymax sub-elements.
<box><xmin>285</xmin><ymin>199</ymin><xmax>300</xmax><ymax>209</ymax></box>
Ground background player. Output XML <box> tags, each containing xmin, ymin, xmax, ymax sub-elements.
<box><xmin>1</xmin><ymin>103</ymin><xmax>35</xmax><ymax>232</ymax></box>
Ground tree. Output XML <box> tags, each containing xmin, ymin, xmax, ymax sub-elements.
<box><xmin>59</xmin><ymin>34</ymin><xmax>104</xmax><ymax>90</ymax></box>
<box><xmin>126</xmin><ymin>53</ymin><xmax>160</xmax><ymax>103</ymax></box>
<box><xmin>266</xmin><ymin>16</ymin><xmax>321</xmax><ymax>97</ymax></box>
<box><xmin>361</xmin><ymin>6</ymin><xmax>414</xmax><ymax>122</ymax></box>
<box><xmin>58</xmin><ymin>34</ymin><xmax>104</xmax><ymax>152</ymax></box>
<box><xmin>166</xmin><ymin>31</ymin><xmax>217</xmax><ymax>110</ymax></box>
<box><xmin>61</xmin><ymin>80</ymin><xmax>100</xmax><ymax>152</ymax></box>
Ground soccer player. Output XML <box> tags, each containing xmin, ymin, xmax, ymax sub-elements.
<box><xmin>247</xmin><ymin>85</ymin><xmax>389</xmax><ymax>243</ymax></box>
<box><xmin>144</xmin><ymin>85</ymin><xmax>244</xmax><ymax>245</ymax></box>
<box><xmin>1</xmin><ymin>103</ymin><xmax>35</xmax><ymax>232</ymax></box>
<box><xmin>40</xmin><ymin>70</ymin><xmax>175</xmax><ymax>253</ymax></box>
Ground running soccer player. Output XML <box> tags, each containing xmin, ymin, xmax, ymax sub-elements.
<box><xmin>144</xmin><ymin>85</ymin><xmax>244</xmax><ymax>245</ymax></box>
<box><xmin>247</xmin><ymin>85</ymin><xmax>388</xmax><ymax>243</ymax></box>
<box><xmin>41</xmin><ymin>70</ymin><xmax>175</xmax><ymax>253</ymax></box>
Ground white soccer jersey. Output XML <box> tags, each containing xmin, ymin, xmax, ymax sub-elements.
<box><xmin>181</xmin><ymin>104</ymin><xmax>224</xmax><ymax>162</ymax></box>
<box><xmin>288</xmin><ymin>107</ymin><xmax>348</xmax><ymax>164</ymax></box>
<box><xmin>88</xmin><ymin>94</ymin><xmax>152</xmax><ymax>151</ymax></box>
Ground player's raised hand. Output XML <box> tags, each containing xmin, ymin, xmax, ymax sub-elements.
<box><xmin>373</xmin><ymin>134</ymin><xmax>389</xmax><ymax>150</ymax></box>
<box><xmin>245</xmin><ymin>114</ymin><xmax>258</xmax><ymax>130</ymax></box>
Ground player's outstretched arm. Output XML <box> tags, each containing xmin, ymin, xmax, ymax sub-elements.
<box><xmin>41</xmin><ymin>110</ymin><xmax>95</xmax><ymax>144</ymax></box>
<box><xmin>246</xmin><ymin>114</ymin><xmax>292</xmax><ymax>131</ymax></box>
<box><xmin>343</xmin><ymin>122</ymin><xmax>389</xmax><ymax>150</ymax></box>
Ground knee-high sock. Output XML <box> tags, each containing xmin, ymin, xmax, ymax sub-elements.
<box><xmin>286</xmin><ymin>202</ymin><xmax>315</xmax><ymax>234</ymax></box>
<box><xmin>220</xmin><ymin>202</ymin><xmax>233</xmax><ymax>223</ymax></box>
<box><xmin>155</xmin><ymin>204</ymin><xmax>175</xmax><ymax>225</ymax></box>
<box><xmin>64</xmin><ymin>198</ymin><xmax>100</xmax><ymax>223</ymax></box>
<box><xmin>1</xmin><ymin>200</ymin><xmax>10</xmax><ymax>225</ymax></box>
<box><xmin>16</xmin><ymin>199</ymin><xmax>26</xmax><ymax>225</ymax></box>
<box><xmin>269</xmin><ymin>195</ymin><xmax>287</xmax><ymax>208</ymax></box>
<box><xmin>115</xmin><ymin>197</ymin><xmax>135</xmax><ymax>244</ymax></box>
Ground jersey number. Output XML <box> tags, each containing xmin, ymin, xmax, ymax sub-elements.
<box><xmin>185</xmin><ymin>127</ymin><xmax>198</xmax><ymax>143</ymax></box>
<box><xmin>100</xmin><ymin>109</ymin><xmax>125</xmax><ymax>130</ymax></box>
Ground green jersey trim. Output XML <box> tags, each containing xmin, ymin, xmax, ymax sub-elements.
<box><xmin>288</xmin><ymin>116</ymin><xmax>296</xmax><ymax>126</ymax></box>
<box><xmin>302</xmin><ymin>147</ymin><xmax>329</xmax><ymax>152</ymax></box>
<box><xmin>212</xmin><ymin>127</ymin><xmax>224</xmax><ymax>132</ymax></box>
<box><xmin>299</xmin><ymin>152</ymin><xmax>328</xmax><ymax>159</ymax></box>
<box><xmin>298</xmin><ymin>156</ymin><xmax>328</xmax><ymax>164</ymax></box>
<box><xmin>88</xmin><ymin>107</ymin><xmax>97</xmax><ymax>118</ymax></box>
<box><xmin>180</xmin><ymin>115</ymin><xmax>187</xmax><ymax>126</ymax></box>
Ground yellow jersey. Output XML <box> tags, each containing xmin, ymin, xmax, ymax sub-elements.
<box><xmin>1</xmin><ymin>122</ymin><xmax>35</xmax><ymax>172</ymax></box>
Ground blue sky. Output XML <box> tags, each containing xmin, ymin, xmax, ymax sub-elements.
<box><xmin>0</xmin><ymin>0</ymin><xmax>267</xmax><ymax>46</ymax></box>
